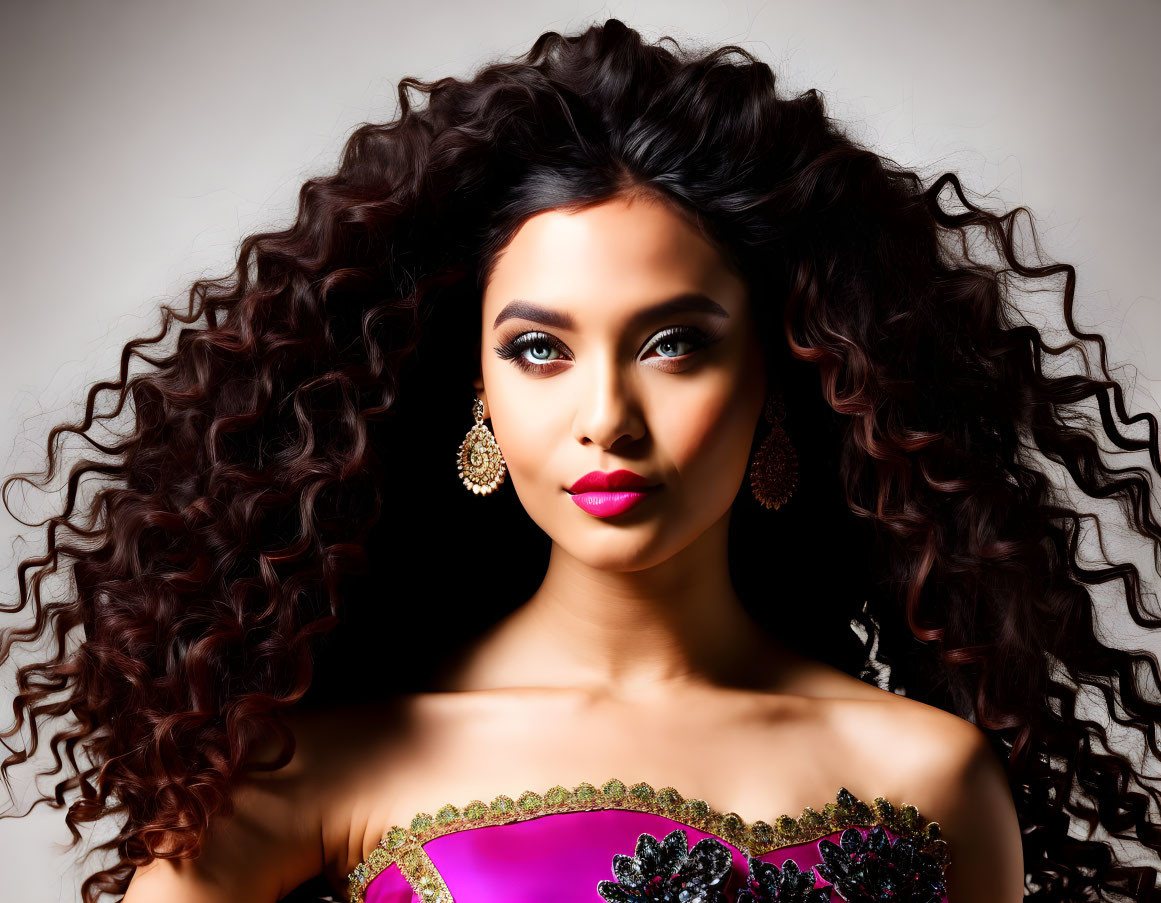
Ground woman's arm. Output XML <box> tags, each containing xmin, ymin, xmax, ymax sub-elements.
<box><xmin>893</xmin><ymin>704</ymin><xmax>1025</xmax><ymax>903</ymax></box>
<box><xmin>938</xmin><ymin>725</ymin><xmax>1026</xmax><ymax>903</ymax></box>
<box><xmin>123</xmin><ymin>774</ymin><xmax>327</xmax><ymax>902</ymax></box>
<box><xmin>122</xmin><ymin>719</ymin><xmax>332</xmax><ymax>903</ymax></box>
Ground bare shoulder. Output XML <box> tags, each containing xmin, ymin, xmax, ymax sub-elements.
<box><xmin>278</xmin><ymin>699</ymin><xmax>429</xmax><ymax>892</ymax></box>
<box><xmin>822</xmin><ymin>687</ymin><xmax>1024</xmax><ymax>903</ymax></box>
<box><xmin>124</xmin><ymin>705</ymin><xmax>347</xmax><ymax>902</ymax></box>
<box><xmin>888</xmin><ymin>697</ymin><xmax>1024</xmax><ymax>903</ymax></box>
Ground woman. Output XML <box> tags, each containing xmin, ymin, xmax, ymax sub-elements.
<box><xmin>2</xmin><ymin>18</ymin><xmax>1158</xmax><ymax>903</ymax></box>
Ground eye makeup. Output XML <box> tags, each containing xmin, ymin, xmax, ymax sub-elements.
<box><xmin>492</xmin><ymin>325</ymin><xmax>722</xmax><ymax>375</ymax></box>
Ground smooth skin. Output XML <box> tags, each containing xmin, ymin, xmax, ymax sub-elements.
<box><xmin>125</xmin><ymin>192</ymin><xmax>1024</xmax><ymax>902</ymax></box>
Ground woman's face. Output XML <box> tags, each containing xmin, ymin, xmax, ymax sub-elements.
<box><xmin>476</xmin><ymin>192</ymin><xmax>768</xmax><ymax>571</ymax></box>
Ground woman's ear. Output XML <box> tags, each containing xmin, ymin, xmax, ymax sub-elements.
<box><xmin>472</xmin><ymin>376</ymin><xmax>488</xmax><ymax>419</ymax></box>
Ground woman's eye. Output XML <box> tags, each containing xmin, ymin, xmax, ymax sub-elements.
<box><xmin>524</xmin><ymin>341</ymin><xmax>562</xmax><ymax>363</ymax></box>
<box><xmin>651</xmin><ymin>336</ymin><xmax>694</xmax><ymax>358</ymax></box>
<box><xmin>493</xmin><ymin>331</ymin><xmax>566</xmax><ymax>371</ymax></box>
<box><xmin>643</xmin><ymin>326</ymin><xmax>712</xmax><ymax>360</ymax></box>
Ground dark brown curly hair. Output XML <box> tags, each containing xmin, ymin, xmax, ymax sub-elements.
<box><xmin>2</xmin><ymin>18</ymin><xmax>1159</xmax><ymax>902</ymax></box>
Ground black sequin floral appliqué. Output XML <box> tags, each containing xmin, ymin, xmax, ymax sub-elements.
<box><xmin>736</xmin><ymin>856</ymin><xmax>831</xmax><ymax>903</ymax></box>
<box><xmin>815</xmin><ymin>825</ymin><xmax>947</xmax><ymax>903</ymax></box>
<box><xmin>596</xmin><ymin>827</ymin><xmax>734</xmax><ymax>903</ymax></box>
<box><xmin>599</xmin><ymin>825</ymin><xmax>949</xmax><ymax>903</ymax></box>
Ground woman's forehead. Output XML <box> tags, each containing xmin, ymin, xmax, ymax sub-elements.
<box><xmin>481</xmin><ymin>196</ymin><xmax>744</xmax><ymax>326</ymax></box>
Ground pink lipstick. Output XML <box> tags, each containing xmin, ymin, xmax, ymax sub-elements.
<box><xmin>566</xmin><ymin>469</ymin><xmax>660</xmax><ymax>518</ymax></box>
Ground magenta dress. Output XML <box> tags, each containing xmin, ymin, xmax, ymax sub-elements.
<box><xmin>345</xmin><ymin>778</ymin><xmax>952</xmax><ymax>903</ymax></box>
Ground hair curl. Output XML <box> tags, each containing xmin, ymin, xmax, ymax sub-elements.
<box><xmin>2</xmin><ymin>18</ymin><xmax>1159</xmax><ymax>902</ymax></box>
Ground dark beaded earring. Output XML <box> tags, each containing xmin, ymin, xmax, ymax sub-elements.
<box><xmin>749</xmin><ymin>388</ymin><xmax>798</xmax><ymax>510</ymax></box>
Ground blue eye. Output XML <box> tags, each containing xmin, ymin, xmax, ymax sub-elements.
<box><xmin>653</xmin><ymin>333</ymin><xmax>695</xmax><ymax>358</ymax></box>
<box><xmin>523</xmin><ymin>338</ymin><xmax>563</xmax><ymax>363</ymax></box>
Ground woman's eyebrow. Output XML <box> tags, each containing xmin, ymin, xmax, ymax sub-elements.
<box><xmin>491</xmin><ymin>292</ymin><xmax>730</xmax><ymax>331</ymax></box>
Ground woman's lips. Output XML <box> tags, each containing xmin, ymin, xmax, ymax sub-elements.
<box><xmin>567</xmin><ymin>487</ymin><xmax>658</xmax><ymax>517</ymax></box>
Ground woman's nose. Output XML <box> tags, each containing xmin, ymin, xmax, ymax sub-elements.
<box><xmin>571</xmin><ymin>353</ymin><xmax>645</xmax><ymax>451</ymax></box>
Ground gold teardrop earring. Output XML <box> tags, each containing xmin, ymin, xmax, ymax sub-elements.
<box><xmin>749</xmin><ymin>387</ymin><xmax>798</xmax><ymax>510</ymax></box>
<box><xmin>457</xmin><ymin>397</ymin><xmax>507</xmax><ymax>495</ymax></box>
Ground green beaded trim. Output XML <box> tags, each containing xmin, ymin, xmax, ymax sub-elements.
<box><xmin>346</xmin><ymin>777</ymin><xmax>951</xmax><ymax>903</ymax></box>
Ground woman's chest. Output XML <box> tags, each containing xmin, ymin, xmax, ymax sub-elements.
<box><xmin>323</xmin><ymin>690</ymin><xmax>947</xmax><ymax>901</ymax></box>
<box><xmin>349</xmin><ymin>689</ymin><xmax>860</xmax><ymax>836</ymax></box>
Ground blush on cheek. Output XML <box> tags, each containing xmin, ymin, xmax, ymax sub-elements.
<box><xmin>675</xmin><ymin>392</ymin><xmax>752</xmax><ymax>468</ymax></box>
<box><xmin>489</xmin><ymin>410</ymin><xmax>558</xmax><ymax>492</ymax></box>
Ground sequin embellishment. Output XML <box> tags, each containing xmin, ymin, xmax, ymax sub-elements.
<box><xmin>600</xmin><ymin>822</ymin><xmax>951</xmax><ymax>902</ymax></box>
<box><xmin>597</xmin><ymin>827</ymin><xmax>734</xmax><ymax>903</ymax></box>
<box><xmin>345</xmin><ymin>779</ymin><xmax>951</xmax><ymax>903</ymax></box>
<box><xmin>815</xmin><ymin>824</ymin><xmax>948</xmax><ymax>902</ymax></box>
<box><xmin>737</xmin><ymin>856</ymin><xmax>831</xmax><ymax>903</ymax></box>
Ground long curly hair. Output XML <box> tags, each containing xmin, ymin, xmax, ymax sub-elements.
<box><xmin>2</xmin><ymin>18</ymin><xmax>1159</xmax><ymax>902</ymax></box>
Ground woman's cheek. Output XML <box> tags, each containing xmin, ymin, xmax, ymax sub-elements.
<box><xmin>491</xmin><ymin>398</ymin><xmax>558</xmax><ymax>484</ymax></box>
<box><xmin>670</xmin><ymin>388</ymin><xmax>744</xmax><ymax>468</ymax></box>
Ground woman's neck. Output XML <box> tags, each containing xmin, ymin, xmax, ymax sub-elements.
<box><xmin>431</xmin><ymin>512</ymin><xmax>805</xmax><ymax>701</ymax></box>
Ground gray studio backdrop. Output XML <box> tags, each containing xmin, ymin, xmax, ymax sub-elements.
<box><xmin>2</xmin><ymin>0</ymin><xmax>1159</xmax><ymax>899</ymax></box>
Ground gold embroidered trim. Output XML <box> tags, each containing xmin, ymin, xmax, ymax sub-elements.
<box><xmin>346</xmin><ymin>777</ymin><xmax>951</xmax><ymax>903</ymax></box>
<box><xmin>356</xmin><ymin>841</ymin><xmax>450</xmax><ymax>903</ymax></box>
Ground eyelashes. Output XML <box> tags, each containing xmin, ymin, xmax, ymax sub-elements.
<box><xmin>492</xmin><ymin>326</ymin><xmax>718</xmax><ymax>374</ymax></box>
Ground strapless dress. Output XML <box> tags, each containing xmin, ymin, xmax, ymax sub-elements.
<box><xmin>345</xmin><ymin>777</ymin><xmax>952</xmax><ymax>903</ymax></box>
